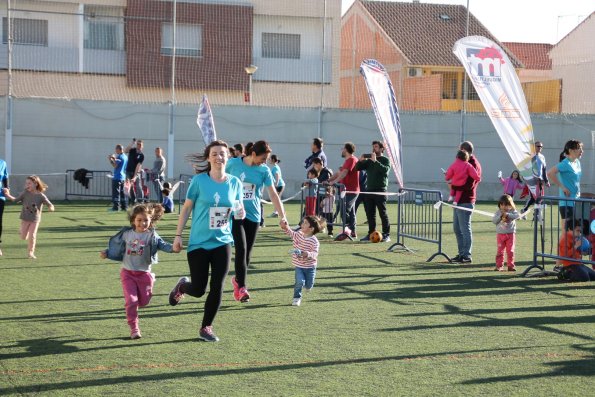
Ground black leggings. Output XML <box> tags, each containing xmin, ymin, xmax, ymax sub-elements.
<box><xmin>182</xmin><ymin>244</ymin><xmax>231</xmax><ymax>328</ymax></box>
<box><xmin>232</xmin><ymin>218</ymin><xmax>260</xmax><ymax>288</ymax></box>
<box><xmin>0</xmin><ymin>200</ymin><xmax>4</xmax><ymax>244</ymax></box>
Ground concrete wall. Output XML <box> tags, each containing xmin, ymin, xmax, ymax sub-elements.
<box><xmin>0</xmin><ymin>97</ymin><xmax>594</xmax><ymax>201</ymax></box>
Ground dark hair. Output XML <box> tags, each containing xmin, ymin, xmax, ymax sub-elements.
<box><xmin>308</xmin><ymin>168</ymin><xmax>320</xmax><ymax>178</ymax></box>
<box><xmin>270</xmin><ymin>154</ymin><xmax>280</xmax><ymax>163</ymax></box>
<box><xmin>233</xmin><ymin>143</ymin><xmax>244</xmax><ymax>155</ymax></box>
<box><xmin>186</xmin><ymin>139</ymin><xmax>229</xmax><ymax>174</ymax></box>
<box><xmin>246</xmin><ymin>140</ymin><xmax>271</xmax><ymax>157</ymax></box>
<box><xmin>313</xmin><ymin>138</ymin><xmax>323</xmax><ymax>150</ymax></box>
<box><xmin>565</xmin><ymin>218</ymin><xmax>582</xmax><ymax>231</ymax></box>
<box><xmin>510</xmin><ymin>170</ymin><xmax>523</xmax><ymax>183</ymax></box>
<box><xmin>456</xmin><ymin>149</ymin><xmax>469</xmax><ymax>161</ymax></box>
<box><xmin>303</xmin><ymin>215</ymin><xmax>327</xmax><ymax>235</ymax></box>
<box><xmin>563</xmin><ymin>139</ymin><xmax>582</xmax><ymax>153</ymax></box>
<box><xmin>372</xmin><ymin>140</ymin><xmax>384</xmax><ymax>149</ymax></box>
<box><xmin>559</xmin><ymin>151</ymin><xmax>566</xmax><ymax>162</ymax></box>
<box><xmin>497</xmin><ymin>194</ymin><xmax>516</xmax><ymax>210</ymax></box>
<box><xmin>128</xmin><ymin>203</ymin><xmax>164</xmax><ymax>226</ymax></box>
<box><xmin>311</xmin><ymin>157</ymin><xmax>323</xmax><ymax>165</ymax></box>
<box><xmin>344</xmin><ymin>142</ymin><xmax>356</xmax><ymax>154</ymax></box>
<box><xmin>460</xmin><ymin>141</ymin><xmax>474</xmax><ymax>154</ymax></box>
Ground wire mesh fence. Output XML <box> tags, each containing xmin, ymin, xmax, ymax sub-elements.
<box><xmin>1</xmin><ymin>0</ymin><xmax>592</xmax><ymax>114</ymax></box>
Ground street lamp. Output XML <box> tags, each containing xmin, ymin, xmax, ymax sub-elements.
<box><xmin>244</xmin><ymin>64</ymin><xmax>258</xmax><ymax>105</ymax></box>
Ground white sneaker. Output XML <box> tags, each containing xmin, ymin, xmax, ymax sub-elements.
<box><xmin>292</xmin><ymin>298</ymin><xmax>301</xmax><ymax>306</ymax></box>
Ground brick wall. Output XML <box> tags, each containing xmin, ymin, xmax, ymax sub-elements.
<box><xmin>126</xmin><ymin>0</ymin><xmax>253</xmax><ymax>91</ymax></box>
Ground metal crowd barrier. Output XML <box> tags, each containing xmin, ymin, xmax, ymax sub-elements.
<box><xmin>65</xmin><ymin>169</ymin><xmax>112</xmax><ymax>200</ymax></box>
<box><xmin>523</xmin><ymin>196</ymin><xmax>594</xmax><ymax>278</ymax></box>
<box><xmin>388</xmin><ymin>188</ymin><xmax>449</xmax><ymax>262</ymax></box>
<box><xmin>176</xmin><ymin>173</ymin><xmax>194</xmax><ymax>213</ymax></box>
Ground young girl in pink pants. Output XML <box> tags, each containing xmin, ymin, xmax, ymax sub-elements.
<box><xmin>100</xmin><ymin>203</ymin><xmax>179</xmax><ymax>339</ymax></box>
<box><xmin>491</xmin><ymin>195</ymin><xmax>520</xmax><ymax>271</ymax></box>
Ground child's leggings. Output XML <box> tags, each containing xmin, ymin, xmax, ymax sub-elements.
<box><xmin>20</xmin><ymin>220</ymin><xmax>40</xmax><ymax>254</ymax></box>
<box><xmin>496</xmin><ymin>233</ymin><xmax>516</xmax><ymax>268</ymax></box>
<box><xmin>120</xmin><ymin>268</ymin><xmax>154</xmax><ymax>332</ymax></box>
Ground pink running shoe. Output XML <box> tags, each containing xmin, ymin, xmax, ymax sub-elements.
<box><xmin>238</xmin><ymin>287</ymin><xmax>250</xmax><ymax>303</ymax></box>
<box><xmin>169</xmin><ymin>276</ymin><xmax>189</xmax><ymax>306</ymax></box>
<box><xmin>231</xmin><ymin>277</ymin><xmax>241</xmax><ymax>301</ymax></box>
<box><xmin>199</xmin><ymin>326</ymin><xmax>219</xmax><ymax>342</ymax></box>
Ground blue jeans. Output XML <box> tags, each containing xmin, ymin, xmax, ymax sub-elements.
<box><xmin>453</xmin><ymin>203</ymin><xmax>474</xmax><ymax>257</ymax></box>
<box><xmin>344</xmin><ymin>193</ymin><xmax>358</xmax><ymax>232</ymax></box>
<box><xmin>294</xmin><ymin>267</ymin><xmax>316</xmax><ymax>299</ymax></box>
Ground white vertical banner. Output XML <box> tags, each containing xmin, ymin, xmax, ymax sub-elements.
<box><xmin>453</xmin><ymin>36</ymin><xmax>537</xmax><ymax>197</ymax></box>
<box><xmin>196</xmin><ymin>94</ymin><xmax>217</xmax><ymax>146</ymax></box>
<box><xmin>360</xmin><ymin>59</ymin><xmax>404</xmax><ymax>188</ymax></box>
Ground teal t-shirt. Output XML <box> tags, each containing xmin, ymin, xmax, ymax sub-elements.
<box><xmin>271</xmin><ymin>164</ymin><xmax>285</xmax><ymax>187</ymax></box>
<box><xmin>226</xmin><ymin>157</ymin><xmax>274</xmax><ymax>223</ymax></box>
<box><xmin>557</xmin><ymin>158</ymin><xmax>581</xmax><ymax>207</ymax></box>
<box><xmin>186</xmin><ymin>173</ymin><xmax>243</xmax><ymax>252</ymax></box>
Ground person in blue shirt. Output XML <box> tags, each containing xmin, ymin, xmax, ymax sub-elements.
<box><xmin>0</xmin><ymin>157</ymin><xmax>8</xmax><ymax>256</ymax></box>
<box><xmin>108</xmin><ymin>144</ymin><xmax>128</xmax><ymax>211</ymax></box>
<box><xmin>226</xmin><ymin>140</ymin><xmax>287</xmax><ymax>303</ymax></box>
<box><xmin>167</xmin><ymin>140</ymin><xmax>244</xmax><ymax>342</ymax></box>
<box><xmin>547</xmin><ymin>139</ymin><xmax>583</xmax><ymax>226</ymax></box>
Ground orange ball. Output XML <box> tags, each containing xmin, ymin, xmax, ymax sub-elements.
<box><xmin>369</xmin><ymin>231</ymin><xmax>382</xmax><ymax>243</ymax></box>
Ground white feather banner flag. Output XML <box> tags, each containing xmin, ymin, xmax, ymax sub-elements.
<box><xmin>453</xmin><ymin>36</ymin><xmax>537</xmax><ymax>198</ymax></box>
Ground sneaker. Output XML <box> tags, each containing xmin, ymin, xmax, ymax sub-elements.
<box><xmin>269</xmin><ymin>212</ymin><xmax>279</xmax><ymax>218</ymax></box>
<box><xmin>494</xmin><ymin>266</ymin><xmax>504</xmax><ymax>272</ymax></box>
<box><xmin>447</xmin><ymin>195</ymin><xmax>454</xmax><ymax>202</ymax></box>
<box><xmin>450</xmin><ymin>255</ymin><xmax>462</xmax><ymax>263</ymax></box>
<box><xmin>292</xmin><ymin>298</ymin><xmax>301</xmax><ymax>306</ymax></box>
<box><xmin>350</xmin><ymin>232</ymin><xmax>357</xmax><ymax>239</ymax></box>
<box><xmin>130</xmin><ymin>329</ymin><xmax>142</xmax><ymax>340</ymax></box>
<box><xmin>460</xmin><ymin>256</ymin><xmax>472</xmax><ymax>263</ymax></box>
<box><xmin>168</xmin><ymin>276</ymin><xmax>189</xmax><ymax>306</ymax></box>
<box><xmin>452</xmin><ymin>202</ymin><xmax>458</xmax><ymax>206</ymax></box>
<box><xmin>327</xmin><ymin>232</ymin><xmax>334</xmax><ymax>238</ymax></box>
<box><xmin>507</xmin><ymin>266</ymin><xmax>517</xmax><ymax>272</ymax></box>
<box><xmin>381</xmin><ymin>235</ymin><xmax>391</xmax><ymax>243</ymax></box>
<box><xmin>238</xmin><ymin>287</ymin><xmax>250</xmax><ymax>303</ymax></box>
<box><xmin>28</xmin><ymin>252</ymin><xmax>37</xmax><ymax>259</ymax></box>
<box><xmin>231</xmin><ymin>277</ymin><xmax>241</xmax><ymax>301</ymax></box>
<box><xmin>199</xmin><ymin>326</ymin><xmax>219</xmax><ymax>342</ymax></box>
<box><xmin>360</xmin><ymin>235</ymin><xmax>371</xmax><ymax>242</ymax></box>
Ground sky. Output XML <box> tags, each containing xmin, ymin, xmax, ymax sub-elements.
<box><xmin>341</xmin><ymin>0</ymin><xmax>594</xmax><ymax>44</ymax></box>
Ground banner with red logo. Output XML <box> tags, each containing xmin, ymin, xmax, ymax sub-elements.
<box><xmin>360</xmin><ymin>59</ymin><xmax>404</xmax><ymax>188</ymax></box>
<box><xmin>453</xmin><ymin>36</ymin><xmax>537</xmax><ymax>198</ymax></box>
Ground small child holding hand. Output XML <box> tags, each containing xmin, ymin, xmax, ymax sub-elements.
<box><xmin>281</xmin><ymin>215</ymin><xmax>326</xmax><ymax>306</ymax></box>
<box><xmin>3</xmin><ymin>175</ymin><xmax>55</xmax><ymax>259</ymax></box>
<box><xmin>100</xmin><ymin>203</ymin><xmax>180</xmax><ymax>339</ymax></box>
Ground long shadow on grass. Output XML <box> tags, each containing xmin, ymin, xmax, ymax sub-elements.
<box><xmin>381</xmin><ymin>301</ymin><xmax>595</xmax><ymax>342</ymax></box>
<box><xmin>1</xmin><ymin>344</ymin><xmax>587</xmax><ymax>395</ymax></box>
<box><xmin>461</xmin><ymin>344</ymin><xmax>595</xmax><ymax>384</ymax></box>
<box><xmin>0</xmin><ymin>336</ymin><xmax>199</xmax><ymax>361</ymax></box>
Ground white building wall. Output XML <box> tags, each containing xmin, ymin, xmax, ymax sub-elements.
<box><xmin>550</xmin><ymin>14</ymin><xmax>595</xmax><ymax>114</ymax></box>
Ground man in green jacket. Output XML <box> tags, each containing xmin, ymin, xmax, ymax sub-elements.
<box><xmin>357</xmin><ymin>141</ymin><xmax>391</xmax><ymax>242</ymax></box>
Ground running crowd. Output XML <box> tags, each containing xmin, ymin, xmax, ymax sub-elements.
<box><xmin>0</xmin><ymin>136</ymin><xmax>592</xmax><ymax>343</ymax></box>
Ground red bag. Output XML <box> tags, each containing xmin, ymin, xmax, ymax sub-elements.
<box><xmin>519</xmin><ymin>184</ymin><xmax>530</xmax><ymax>199</ymax></box>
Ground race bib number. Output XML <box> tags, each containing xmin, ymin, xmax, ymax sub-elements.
<box><xmin>209</xmin><ymin>207</ymin><xmax>231</xmax><ymax>230</ymax></box>
<box><xmin>243</xmin><ymin>182</ymin><xmax>256</xmax><ymax>200</ymax></box>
